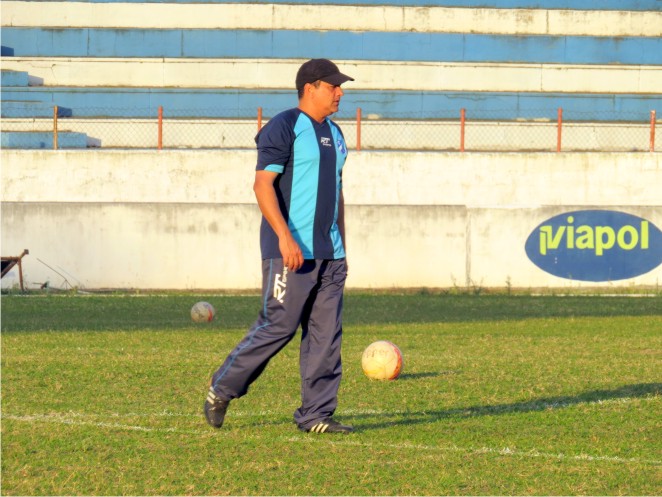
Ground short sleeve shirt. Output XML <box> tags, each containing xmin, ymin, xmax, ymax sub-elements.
<box><xmin>255</xmin><ymin>107</ymin><xmax>348</xmax><ymax>260</ymax></box>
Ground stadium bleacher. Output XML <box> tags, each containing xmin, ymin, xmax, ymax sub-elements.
<box><xmin>1</xmin><ymin>0</ymin><xmax>660</xmax><ymax>150</ymax></box>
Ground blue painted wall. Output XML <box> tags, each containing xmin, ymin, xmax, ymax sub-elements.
<box><xmin>2</xmin><ymin>87</ymin><xmax>658</xmax><ymax>120</ymax></box>
<box><xmin>1</xmin><ymin>131</ymin><xmax>87</xmax><ymax>149</ymax></box>
<box><xmin>2</xmin><ymin>28</ymin><xmax>661</xmax><ymax>65</ymax></box>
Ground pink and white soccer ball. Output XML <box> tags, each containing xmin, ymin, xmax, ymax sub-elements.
<box><xmin>361</xmin><ymin>340</ymin><xmax>403</xmax><ymax>380</ymax></box>
<box><xmin>190</xmin><ymin>301</ymin><xmax>216</xmax><ymax>323</ymax></box>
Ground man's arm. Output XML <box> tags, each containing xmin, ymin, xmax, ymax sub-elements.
<box><xmin>337</xmin><ymin>188</ymin><xmax>348</xmax><ymax>271</ymax></box>
<box><xmin>253</xmin><ymin>170</ymin><xmax>304</xmax><ymax>271</ymax></box>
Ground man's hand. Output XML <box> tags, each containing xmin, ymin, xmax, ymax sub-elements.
<box><xmin>279</xmin><ymin>233</ymin><xmax>304</xmax><ymax>271</ymax></box>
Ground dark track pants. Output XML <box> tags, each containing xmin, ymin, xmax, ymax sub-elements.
<box><xmin>209</xmin><ymin>258</ymin><xmax>347</xmax><ymax>429</ymax></box>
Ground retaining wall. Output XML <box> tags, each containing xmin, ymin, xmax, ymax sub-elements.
<box><xmin>1</xmin><ymin>149</ymin><xmax>660</xmax><ymax>290</ymax></box>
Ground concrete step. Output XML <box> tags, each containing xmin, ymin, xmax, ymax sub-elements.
<box><xmin>1</xmin><ymin>58</ymin><xmax>661</xmax><ymax>94</ymax></box>
<box><xmin>1</xmin><ymin>69</ymin><xmax>29</xmax><ymax>87</ymax></box>
<box><xmin>0</xmin><ymin>87</ymin><xmax>657</xmax><ymax>121</ymax></box>
<box><xmin>2</xmin><ymin>28</ymin><xmax>660</xmax><ymax>65</ymax></box>
<box><xmin>3</xmin><ymin>1</ymin><xmax>660</xmax><ymax>36</ymax></box>
<box><xmin>5</xmin><ymin>0</ymin><xmax>656</xmax><ymax>9</ymax></box>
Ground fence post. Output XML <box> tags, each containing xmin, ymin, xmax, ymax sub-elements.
<box><xmin>157</xmin><ymin>106</ymin><xmax>163</xmax><ymax>150</ymax></box>
<box><xmin>257</xmin><ymin>107</ymin><xmax>263</xmax><ymax>131</ymax></box>
<box><xmin>650</xmin><ymin>110</ymin><xmax>657</xmax><ymax>152</ymax></box>
<box><xmin>53</xmin><ymin>105</ymin><xmax>59</xmax><ymax>150</ymax></box>
<box><xmin>460</xmin><ymin>108</ymin><xmax>466</xmax><ymax>152</ymax></box>
<box><xmin>356</xmin><ymin>107</ymin><xmax>362</xmax><ymax>151</ymax></box>
<box><xmin>556</xmin><ymin>107</ymin><xmax>563</xmax><ymax>152</ymax></box>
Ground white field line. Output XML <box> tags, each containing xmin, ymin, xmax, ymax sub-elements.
<box><xmin>2</xmin><ymin>413</ymin><xmax>204</xmax><ymax>436</ymax></box>
<box><xmin>4</xmin><ymin>412</ymin><xmax>660</xmax><ymax>467</ymax></box>
<box><xmin>287</xmin><ymin>438</ymin><xmax>662</xmax><ymax>466</ymax></box>
<box><xmin>7</xmin><ymin>393</ymin><xmax>655</xmax><ymax>420</ymax></box>
<box><xmin>3</xmin><ymin>394</ymin><xmax>660</xmax><ymax>466</ymax></box>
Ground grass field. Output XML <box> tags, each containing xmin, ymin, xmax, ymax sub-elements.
<box><xmin>1</xmin><ymin>292</ymin><xmax>661</xmax><ymax>495</ymax></box>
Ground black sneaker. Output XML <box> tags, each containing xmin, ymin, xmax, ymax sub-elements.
<box><xmin>300</xmin><ymin>418</ymin><xmax>354</xmax><ymax>434</ymax></box>
<box><xmin>204</xmin><ymin>386</ymin><xmax>229</xmax><ymax>428</ymax></box>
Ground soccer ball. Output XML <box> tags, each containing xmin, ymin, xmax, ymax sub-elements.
<box><xmin>190</xmin><ymin>301</ymin><xmax>216</xmax><ymax>323</ymax></box>
<box><xmin>361</xmin><ymin>340</ymin><xmax>403</xmax><ymax>380</ymax></box>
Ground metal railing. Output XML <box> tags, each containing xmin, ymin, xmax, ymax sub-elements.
<box><xmin>1</xmin><ymin>106</ymin><xmax>659</xmax><ymax>152</ymax></box>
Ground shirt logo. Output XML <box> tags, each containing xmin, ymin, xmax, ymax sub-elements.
<box><xmin>273</xmin><ymin>266</ymin><xmax>288</xmax><ymax>303</ymax></box>
<box><xmin>337</xmin><ymin>139</ymin><xmax>347</xmax><ymax>155</ymax></box>
<box><xmin>320</xmin><ymin>137</ymin><xmax>332</xmax><ymax>147</ymax></box>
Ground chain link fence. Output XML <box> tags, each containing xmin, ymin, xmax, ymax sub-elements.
<box><xmin>1</xmin><ymin>105</ymin><xmax>659</xmax><ymax>152</ymax></box>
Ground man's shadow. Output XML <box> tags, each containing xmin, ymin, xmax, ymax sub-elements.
<box><xmin>353</xmin><ymin>382</ymin><xmax>661</xmax><ymax>431</ymax></box>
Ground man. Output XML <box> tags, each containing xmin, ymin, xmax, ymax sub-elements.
<box><xmin>204</xmin><ymin>59</ymin><xmax>355</xmax><ymax>434</ymax></box>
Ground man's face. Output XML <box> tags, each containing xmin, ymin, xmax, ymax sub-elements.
<box><xmin>309</xmin><ymin>80</ymin><xmax>345</xmax><ymax>117</ymax></box>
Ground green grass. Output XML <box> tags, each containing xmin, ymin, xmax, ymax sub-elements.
<box><xmin>1</xmin><ymin>292</ymin><xmax>661</xmax><ymax>495</ymax></box>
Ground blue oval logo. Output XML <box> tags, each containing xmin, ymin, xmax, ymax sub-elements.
<box><xmin>525</xmin><ymin>210</ymin><xmax>662</xmax><ymax>282</ymax></box>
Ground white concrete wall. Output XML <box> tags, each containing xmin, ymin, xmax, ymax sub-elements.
<box><xmin>4</xmin><ymin>57</ymin><xmax>659</xmax><ymax>94</ymax></box>
<box><xmin>3</xmin><ymin>2</ymin><xmax>660</xmax><ymax>36</ymax></box>
<box><xmin>1</xmin><ymin>149</ymin><xmax>661</xmax><ymax>290</ymax></box>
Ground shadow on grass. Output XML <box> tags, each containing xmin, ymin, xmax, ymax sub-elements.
<box><xmin>397</xmin><ymin>372</ymin><xmax>446</xmax><ymax>380</ymax></box>
<box><xmin>343</xmin><ymin>294</ymin><xmax>662</xmax><ymax>325</ymax></box>
<box><xmin>353</xmin><ymin>382</ymin><xmax>662</xmax><ymax>431</ymax></box>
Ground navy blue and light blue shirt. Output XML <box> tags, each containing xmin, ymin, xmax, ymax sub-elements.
<box><xmin>255</xmin><ymin>107</ymin><xmax>348</xmax><ymax>261</ymax></box>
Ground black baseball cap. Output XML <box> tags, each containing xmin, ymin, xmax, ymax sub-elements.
<box><xmin>295</xmin><ymin>59</ymin><xmax>355</xmax><ymax>90</ymax></box>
